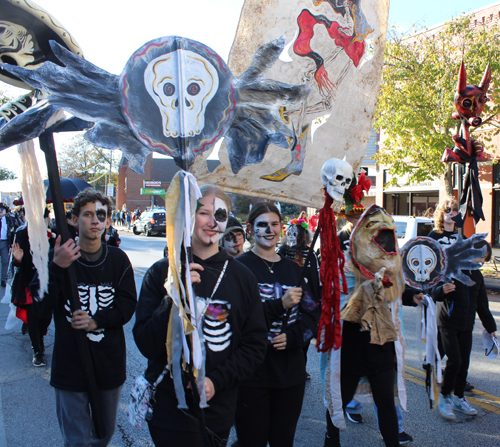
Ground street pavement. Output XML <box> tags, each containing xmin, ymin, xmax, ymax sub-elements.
<box><xmin>0</xmin><ymin>232</ymin><xmax>499</xmax><ymax>446</ymax></box>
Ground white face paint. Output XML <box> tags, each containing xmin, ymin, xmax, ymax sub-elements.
<box><xmin>76</xmin><ymin>200</ymin><xmax>109</xmax><ymax>242</ymax></box>
<box><xmin>193</xmin><ymin>194</ymin><xmax>228</xmax><ymax>247</ymax></box>
<box><xmin>253</xmin><ymin>212</ymin><xmax>281</xmax><ymax>249</ymax></box>
<box><xmin>222</xmin><ymin>230</ymin><xmax>245</xmax><ymax>256</ymax></box>
<box><xmin>443</xmin><ymin>206</ymin><xmax>458</xmax><ymax>225</ymax></box>
<box><xmin>286</xmin><ymin>224</ymin><xmax>298</xmax><ymax>247</ymax></box>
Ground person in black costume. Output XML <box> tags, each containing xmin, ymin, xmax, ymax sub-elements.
<box><xmin>235</xmin><ymin>202</ymin><xmax>320</xmax><ymax>447</ymax></box>
<box><xmin>133</xmin><ymin>185</ymin><xmax>267</xmax><ymax>447</ymax></box>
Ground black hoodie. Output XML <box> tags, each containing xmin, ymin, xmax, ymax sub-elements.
<box><xmin>133</xmin><ymin>249</ymin><xmax>267</xmax><ymax>433</ymax></box>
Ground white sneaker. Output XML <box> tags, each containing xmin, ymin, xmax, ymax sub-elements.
<box><xmin>438</xmin><ymin>394</ymin><xmax>456</xmax><ymax>420</ymax></box>
<box><xmin>452</xmin><ymin>395</ymin><xmax>477</xmax><ymax>416</ymax></box>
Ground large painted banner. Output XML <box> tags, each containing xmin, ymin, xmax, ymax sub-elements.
<box><xmin>192</xmin><ymin>0</ymin><xmax>389</xmax><ymax>207</ymax></box>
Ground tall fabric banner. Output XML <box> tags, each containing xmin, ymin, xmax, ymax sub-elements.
<box><xmin>192</xmin><ymin>0</ymin><xmax>389</xmax><ymax>207</ymax></box>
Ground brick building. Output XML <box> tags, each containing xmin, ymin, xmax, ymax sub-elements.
<box><xmin>374</xmin><ymin>1</ymin><xmax>500</xmax><ymax>245</ymax></box>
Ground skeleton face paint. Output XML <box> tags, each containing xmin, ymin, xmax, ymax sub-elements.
<box><xmin>222</xmin><ymin>230</ymin><xmax>245</xmax><ymax>256</ymax></box>
<box><xmin>286</xmin><ymin>224</ymin><xmax>298</xmax><ymax>247</ymax></box>
<box><xmin>193</xmin><ymin>194</ymin><xmax>228</xmax><ymax>247</ymax></box>
<box><xmin>443</xmin><ymin>206</ymin><xmax>458</xmax><ymax>225</ymax></box>
<box><xmin>75</xmin><ymin>201</ymin><xmax>109</xmax><ymax>242</ymax></box>
<box><xmin>253</xmin><ymin>212</ymin><xmax>281</xmax><ymax>249</ymax></box>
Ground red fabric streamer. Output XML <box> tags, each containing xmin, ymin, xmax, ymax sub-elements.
<box><xmin>316</xmin><ymin>191</ymin><xmax>347</xmax><ymax>352</ymax></box>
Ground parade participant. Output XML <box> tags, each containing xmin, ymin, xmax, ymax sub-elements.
<box><xmin>0</xmin><ymin>202</ymin><xmax>19</xmax><ymax>287</ymax></box>
<box><xmin>10</xmin><ymin>224</ymin><xmax>52</xmax><ymax>367</ymax></box>
<box><xmin>433</xmin><ymin>240</ymin><xmax>497</xmax><ymax>420</ymax></box>
<box><xmin>235</xmin><ymin>202</ymin><xmax>320</xmax><ymax>447</ymax></box>
<box><xmin>32</xmin><ymin>188</ymin><xmax>137</xmax><ymax>447</ymax></box>
<box><xmin>309</xmin><ymin>209</ymin><xmax>320</xmax><ymax>232</ymax></box>
<box><xmin>221</xmin><ymin>216</ymin><xmax>246</xmax><ymax>258</ymax></box>
<box><xmin>428</xmin><ymin>198</ymin><xmax>459</xmax><ymax>246</ymax></box>
<box><xmin>133</xmin><ymin>185</ymin><xmax>267</xmax><ymax>447</ymax></box>
<box><xmin>326</xmin><ymin>205</ymin><xmax>404</xmax><ymax>447</ymax></box>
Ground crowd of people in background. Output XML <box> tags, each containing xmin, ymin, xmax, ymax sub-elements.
<box><xmin>0</xmin><ymin>193</ymin><xmax>497</xmax><ymax>447</ymax></box>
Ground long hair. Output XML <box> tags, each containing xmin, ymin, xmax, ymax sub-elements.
<box><xmin>433</xmin><ymin>197</ymin><xmax>458</xmax><ymax>233</ymax></box>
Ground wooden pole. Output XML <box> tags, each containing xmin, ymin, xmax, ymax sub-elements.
<box><xmin>39</xmin><ymin>132</ymin><xmax>106</xmax><ymax>439</ymax></box>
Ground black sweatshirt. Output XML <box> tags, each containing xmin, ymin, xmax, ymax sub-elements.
<box><xmin>32</xmin><ymin>243</ymin><xmax>137</xmax><ymax>391</ymax></box>
<box><xmin>236</xmin><ymin>251</ymin><xmax>320</xmax><ymax>388</ymax></box>
<box><xmin>133</xmin><ymin>249</ymin><xmax>267</xmax><ymax>433</ymax></box>
<box><xmin>432</xmin><ymin>269</ymin><xmax>497</xmax><ymax>333</ymax></box>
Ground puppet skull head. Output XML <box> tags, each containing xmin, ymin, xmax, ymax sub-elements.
<box><xmin>321</xmin><ymin>158</ymin><xmax>353</xmax><ymax>202</ymax></box>
<box><xmin>286</xmin><ymin>224</ymin><xmax>298</xmax><ymax>247</ymax></box>
<box><xmin>407</xmin><ymin>245</ymin><xmax>437</xmax><ymax>282</ymax></box>
<box><xmin>144</xmin><ymin>49</ymin><xmax>219</xmax><ymax>138</ymax></box>
<box><xmin>0</xmin><ymin>21</ymin><xmax>37</xmax><ymax>68</ymax></box>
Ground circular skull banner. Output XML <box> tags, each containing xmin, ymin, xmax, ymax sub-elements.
<box><xmin>120</xmin><ymin>36</ymin><xmax>237</xmax><ymax>167</ymax></box>
<box><xmin>401</xmin><ymin>237</ymin><xmax>445</xmax><ymax>290</ymax></box>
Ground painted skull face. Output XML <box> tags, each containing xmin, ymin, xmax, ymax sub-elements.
<box><xmin>253</xmin><ymin>212</ymin><xmax>281</xmax><ymax>249</ymax></box>
<box><xmin>321</xmin><ymin>158</ymin><xmax>353</xmax><ymax>202</ymax></box>
<box><xmin>144</xmin><ymin>49</ymin><xmax>219</xmax><ymax>138</ymax></box>
<box><xmin>287</xmin><ymin>224</ymin><xmax>298</xmax><ymax>247</ymax></box>
<box><xmin>407</xmin><ymin>245</ymin><xmax>437</xmax><ymax>282</ymax></box>
<box><xmin>351</xmin><ymin>206</ymin><xmax>401</xmax><ymax>278</ymax></box>
<box><xmin>443</xmin><ymin>205</ymin><xmax>458</xmax><ymax>225</ymax></box>
<box><xmin>223</xmin><ymin>230</ymin><xmax>245</xmax><ymax>255</ymax></box>
<box><xmin>194</xmin><ymin>195</ymin><xmax>228</xmax><ymax>246</ymax></box>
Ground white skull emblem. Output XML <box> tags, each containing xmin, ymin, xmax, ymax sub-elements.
<box><xmin>407</xmin><ymin>245</ymin><xmax>437</xmax><ymax>282</ymax></box>
<box><xmin>144</xmin><ymin>49</ymin><xmax>219</xmax><ymax>138</ymax></box>
<box><xmin>0</xmin><ymin>21</ymin><xmax>37</xmax><ymax>68</ymax></box>
<box><xmin>287</xmin><ymin>224</ymin><xmax>298</xmax><ymax>247</ymax></box>
<box><xmin>321</xmin><ymin>158</ymin><xmax>353</xmax><ymax>202</ymax></box>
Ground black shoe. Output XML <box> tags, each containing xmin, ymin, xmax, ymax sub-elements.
<box><xmin>465</xmin><ymin>382</ymin><xmax>474</xmax><ymax>391</ymax></box>
<box><xmin>399</xmin><ymin>431</ymin><xmax>413</xmax><ymax>444</ymax></box>
<box><xmin>345</xmin><ymin>412</ymin><xmax>363</xmax><ymax>423</ymax></box>
<box><xmin>324</xmin><ymin>433</ymin><xmax>341</xmax><ymax>447</ymax></box>
<box><xmin>32</xmin><ymin>353</ymin><xmax>46</xmax><ymax>367</ymax></box>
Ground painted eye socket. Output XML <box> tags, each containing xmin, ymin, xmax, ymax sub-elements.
<box><xmin>412</xmin><ymin>259</ymin><xmax>419</xmax><ymax>266</ymax></box>
<box><xmin>256</xmin><ymin>222</ymin><xmax>268</xmax><ymax>228</ymax></box>
<box><xmin>187</xmin><ymin>82</ymin><xmax>200</xmax><ymax>96</ymax></box>
<box><xmin>462</xmin><ymin>98</ymin><xmax>472</xmax><ymax>109</ymax></box>
<box><xmin>214</xmin><ymin>208</ymin><xmax>227</xmax><ymax>223</ymax></box>
<box><xmin>96</xmin><ymin>210</ymin><xmax>107</xmax><ymax>223</ymax></box>
<box><xmin>366</xmin><ymin>221</ymin><xmax>375</xmax><ymax>228</ymax></box>
<box><xmin>163</xmin><ymin>83</ymin><xmax>175</xmax><ymax>96</ymax></box>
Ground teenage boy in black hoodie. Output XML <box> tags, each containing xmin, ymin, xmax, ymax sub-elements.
<box><xmin>33</xmin><ymin>188</ymin><xmax>137</xmax><ymax>447</ymax></box>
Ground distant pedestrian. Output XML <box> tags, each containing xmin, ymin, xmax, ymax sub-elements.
<box><xmin>0</xmin><ymin>202</ymin><xmax>19</xmax><ymax>287</ymax></box>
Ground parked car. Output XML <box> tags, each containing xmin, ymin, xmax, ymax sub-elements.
<box><xmin>132</xmin><ymin>209</ymin><xmax>166</xmax><ymax>236</ymax></box>
<box><xmin>392</xmin><ymin>215</ymin><xmax>434</xmax><ymax>248</ymax></box>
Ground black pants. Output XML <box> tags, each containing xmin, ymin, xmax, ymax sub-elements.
<box><xmin>327</xmin><ymin>366</ymin><xmax>399</xmax><ymax>447</ymax></box>
<box><xmin>148</xmin><ymin>425</ymin><xmax>230</xmax><ymax>447</ymax></box>
<box><xmin>235</xmin><ymin>382</ymin><xmax>306</xmax><ymax>447</ymax></box>
<box><xmin>440</xmin><ymin>327</ymin><xmax>473</xmax><ymax>398</ymax></box>
<box><xmin>25</xmin><ymin>304</ymin><xmax>51</xmax><ymax>354</ymax></box>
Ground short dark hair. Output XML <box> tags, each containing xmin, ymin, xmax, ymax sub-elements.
<box><xmin>474</xmin><ymin>239</ymin><xmax>492</xmax><ymax>262</ymax></box>
<box><xmin>72</xmin><ymin>188</ymin><xmax>112</xmax><ymax>218</ymax></box>
<box><xmin>0</xmin><ymin>202</ymin><xmax>9</xmax><ymax>212</ymax></box>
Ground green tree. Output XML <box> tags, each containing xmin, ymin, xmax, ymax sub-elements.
<box><xmin>279</xmin><ymin>202</ymin><xmax>301</xmax><ymax>221</ymax></box>
<box><xmin>0</xmin><ymin>166</ymin><xmax>16</xmax><ymax>180</ymax></box>
<box><xmin>374</xmin><ymin>16</ymin><xmax>500</xmax><ymax>195</ymax></box>
<box><xmin>58</xmin><ymin>133</ymin><xmax>119</xmax><ymax>193</ymax></box>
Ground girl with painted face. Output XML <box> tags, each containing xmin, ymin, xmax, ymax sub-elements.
<box><xmin>428</xmin><ymin>198</ymin><xmax>460</xmax><ymax>247</ymax></box>
<box><xmin>235</xmin><ymin>203</ymin><xmax>320</xmax><ymax>447</ymax></box>
<box><xmin>133</xmin><ymin>185</ymin><xmax>267</xmax><ymax>447</ymax></box>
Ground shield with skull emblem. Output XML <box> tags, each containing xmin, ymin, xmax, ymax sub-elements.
<box><xmin>401</xmin><ymin>237</ymin><xmax>445</xmax><ymax>290</ymax></box>
<box><xmin>120</xmin><ymin>36</ymin><xmax>237</xmax><ymax>169</ymax></box>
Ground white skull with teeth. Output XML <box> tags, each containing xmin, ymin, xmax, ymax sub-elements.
<box><xmin>407</xmin><ymin>245</ymin><xmax>437</xmax><ymax>282</ymax></box>
<box><xmin>144</xmin><ymin>49</ymin><xmax>219</xmax><ymax>138</ymax></box>
<box><xmin>321</xmin><ymin>158</ymin><xmax>353</xmax><ymax>202</ymax></box>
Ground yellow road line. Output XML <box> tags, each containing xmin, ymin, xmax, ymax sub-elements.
<box><xmin>404</xmin><ymin>365</ymin><xmax>500</xmax><ymax>414</ymax></box>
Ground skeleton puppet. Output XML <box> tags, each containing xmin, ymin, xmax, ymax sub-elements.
<box><xmin>316</xmin><ymin>157</ymin><xmax>353</xmax><ymax>352</ymax></box>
